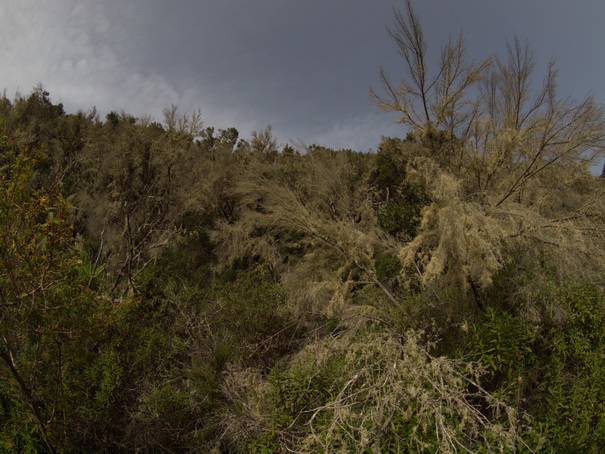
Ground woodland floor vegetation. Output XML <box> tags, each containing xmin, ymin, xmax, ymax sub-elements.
<box><xmin>2</xmin><ymin>2</ymin><xmax>605</xmax><ymax>452</ymax></box>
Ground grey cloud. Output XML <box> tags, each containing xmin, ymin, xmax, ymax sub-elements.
<box><xmin>3</xmin><ymin>0</ymin><xmax>605</xmax><ymax>154</ymax></box>
<box><xmin>1</xmin><ymin>0</ymin><xmax>183</xmax><ymax>117</ymax></box>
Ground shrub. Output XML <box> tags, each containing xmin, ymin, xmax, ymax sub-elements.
<box><xmin>218</xmin><ymin>326</ymin><xmax>538</xmax><ymax>453</ymax></box>
<box><xmin>534</xmin><ymin>285</ymin><xmax>605</xmax><ymax>452</ymax></box>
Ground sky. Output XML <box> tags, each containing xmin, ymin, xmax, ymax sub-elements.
<box><xmin>2</xmin><ymin>0</ymin><xmax>605</xmax><ymax>155</ymax></box>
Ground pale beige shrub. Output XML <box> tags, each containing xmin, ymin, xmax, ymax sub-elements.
<box><xmin>216</xmin><ymin>325</ymin><xmax>539</xmax><ymax>453</ymax></box>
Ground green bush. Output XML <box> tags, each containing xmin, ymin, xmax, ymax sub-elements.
<box><xmin>230</xmin><ymin>327</ymin><xmax>537</xmax><ymax>453</ymax></box>
<box><xmin>377</xmin><ymin>190</ymin><xmax>426</xmax><ymax>238</ymax></box>
<box><xmin>459</xmin><ymin>284</ymin><xmax>605</xmax><ymax>452</ymax></box>
<box><xmin>464</xmin><ymin>308</ymin><xmax>537</xmax><ymax>391</ymax></box>
<box><xmin>534</xmin><ymin>285</ymin><xmax>605</xmax><ymax>452</ymax></box>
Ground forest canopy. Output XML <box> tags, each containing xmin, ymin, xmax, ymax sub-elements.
<box><xmin>2</xmin><ymin>2</ymin><xmax>605</xmax><ymax>452</ymax></box>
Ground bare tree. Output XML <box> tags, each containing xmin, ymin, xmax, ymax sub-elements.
<box><xmin>372</xmin><ymin>2</ymin><xmax>605</xmax><ymax>186</ymax></box>
<box><xmin>371</xmin><ymin>1</ymin><xmax>490</xmax><ymax>145</ymax></box>
<box><xmin>162</xmin><ymin>104</ymin><xmax>203</xmax><ymax>137</ymax></box>
<box><xmin>373</xmin><ymin>1</ymin><xmax>605</xmax><ymax>317</ymax></box>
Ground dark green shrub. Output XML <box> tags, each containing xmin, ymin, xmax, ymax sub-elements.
<box><xmin>378</xmin><ymin>195</ymin><xmax>424</xmax><ymax>238</ymax></box>
<box><xmin>465</xmin><ymin>308</ymin><xmax>537</xmax><ymax>389</ymax></box>
<box><xmin>534</xmin><ymin>285</ymin><xmax>605</xmax><ymax>452</ymax></box>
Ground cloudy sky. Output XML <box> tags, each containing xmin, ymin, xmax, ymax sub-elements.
<box><xmin>2</xmin><ymin>0</ymin><xmax>605</xmax><ymax>153</ymax></box>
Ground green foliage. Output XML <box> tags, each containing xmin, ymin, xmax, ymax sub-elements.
<box><xmin>0</xmin><ymin>134</ymin><xmax>136</xmax><ymax>452</ymax></box>
<box><xmin>195</xmin><ymin>271</ymin><xmax>297</xmax><ymax>367</ymax></box>
<box><xmin>377</xmin><ymin>185</ymin><xmax>427</xmax><ymax>238</ymax></box>
<box><xmin>0</xmin><ymin>135</ymin><xmax>75</xmax><ymax>450</ymax></box>
<box><xmin>457</xmin><ymin>284</ymin><xmax>605</xmax><ymax>452</ymax></box>
<box><xmin>2</xmin><ymin>72</ymin><xmax>605</xmax><ymax>451</ymax></box>
<box><xmin>371</xmin><ymin>136</ymin><xmax>410</xmax><ymax>194</ymax></box>
<box><xmin>465</xmin><ymin>308</ymin><xmax>536</xmax><ymax>386</ymax></box>
<box><xmin>375</xmin><ymin>252</ymin><xmax>402</xmax><ymax>283</ymax></box>
<box><xmin>0</xmin><ymin>384</ymin><xmax>47</xmax><ymax>454</ymax></box>
<box><xmin>534</xmin><ymin>285</ymin><xmax>605</xmax><ymax>452</ymax></box>
<box><xmin>226</xmin><ymin>327</ymin><xmax>537</xmax><ymax>453</ymax></box>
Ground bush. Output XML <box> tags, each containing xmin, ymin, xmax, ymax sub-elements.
<box><xmin>459</xmin><ymin>284</ymin><xmax>605</xmax><ymax>452</ymax></box>
<box><xmin>464</xmin><ymin>308</ymin><xmax>537</xmax><ymax>395</ymax></box>
<box><xmin>534</xmin><ymin>285</ymin><xmax>605</xmax><ymax>452</ymax></box>
<box><xmin>218</xmin><ymin>326</ymin><xmax>538</xmax><ymax>453</ymax></box>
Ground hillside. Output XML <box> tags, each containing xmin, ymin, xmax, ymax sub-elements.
<box><xmin>2</xmin><ymin>4</ymin><xmax>605</xmax><ymax>452</ymax></box>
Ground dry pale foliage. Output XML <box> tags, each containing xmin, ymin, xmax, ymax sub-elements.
<box><xmin>216</xmin><ymin>326</ymin><xmax>539</xmax><ymax>453</ymax></box>
<box><xmin>373</xmin><ymin>1</ymin><xmax>605</xmax><ymax>306</ymax></box>
<box><xmin>210</xmin><ymin>147</ymin><xmax>400</xmax><ymax>316</ymax></box>
<box><xmin>76</xmin><ymin>115</ymin><xmax>205</xmax><ymax>291</ymax></box>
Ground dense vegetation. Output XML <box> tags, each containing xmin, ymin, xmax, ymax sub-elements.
<box><xmin>2</xmin><ymin>3</ymin><xmax>605</xmax><ymax>452</ymax></box>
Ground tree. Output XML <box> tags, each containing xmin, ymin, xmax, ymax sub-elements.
<box><xmin>76</xmin><ymin>114</ymin><xmax>202</xmax><ymax>293</ymax></box>
<box><xmin>371</xmin><ymin>2</ymin><xmax>489</xmax><ymax>150</ymax></box>
<box><xmin>372</xmin><ymin>1</ymin><xmax>605</xmax><ymax>318</ymax></box>
<box><xmin>0</xmin><ymin>135</ymin><xmax>99</xmax><ymax>451</ymax></box>
<box><xmin>162</xmin><ymin>104</ymin><xmax>203</xmax><ymax>137</ymax></box>
<box><xmin>210</xmin><ymin>146</ymin><xmax>402</xmax><ymax>317</ymax></box>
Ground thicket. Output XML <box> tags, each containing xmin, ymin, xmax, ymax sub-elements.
<box><xmin>2</xmin><ymin>3</ymin><xmax>605</xmax><ymax>452</ymax></box>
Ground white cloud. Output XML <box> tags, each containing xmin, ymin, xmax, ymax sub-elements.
<box><xmin>0</xmin><ymin>0</ymin><xmax>181</xmax><ymax>118</ymax></box>
<box><xmin>0</xmin><ymin>0</ymin><xmax>401</xmax><ymax>146</ymax></box>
